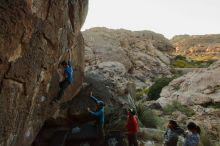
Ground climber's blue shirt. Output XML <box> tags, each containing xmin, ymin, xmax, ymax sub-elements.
<box><xmin>89</xmin><ymin>107</ymin><xmax>105</xmax><ymax>128</ymax></box>
<box><xmin>89</xmin><ymin>95</ymin><xmax>105</xmax><ymax>128</ymax></box>
<box><xmin>64</xmin><ymin>61</ymin><xmax>73</xmax><ymax>83</ymax></box>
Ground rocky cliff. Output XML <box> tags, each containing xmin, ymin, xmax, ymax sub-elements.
<box><xmin>172</xmin><ymin>34</ymin><xmax>220</xmax><ymax>60</ymax></box>
<box><xmin>155</xmin><ymin>61</ymin><xmax>220</xmax><ymax>144</ymax></box>
<box><xmin>0</xmin><ymin>0</ymin><xmax>88</xmax><ymax>146</ymax></box>
<box><xmin>83</xmin><ymin>27</ymin><xmax>174</xmax><ymax>93</ymax></box>
<box><xmin>158</xmin><ymin>60</ymin><xmax>220</xmax><ymax>107</ymax></box>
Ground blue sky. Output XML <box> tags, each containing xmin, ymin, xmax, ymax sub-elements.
<box><xmin>82</xmin><ymin>0</ymin><xmax>220</xmax><ymax>39</ymax></box>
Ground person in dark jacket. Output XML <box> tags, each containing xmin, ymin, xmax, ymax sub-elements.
<box><xmin>52</xmin><ymin>49</ymin><xmax>74</xmax><ymax>103</ymax></box>
<box><xmin>125</xmin><ymin>108</ymin><xmax>139</xmax><ymax>146</ymax></box>
<box><xmin>164</xmin><ymin>120</ymin><xmax>184</xmax><ymax>146</ymax></box>
<box><xmin>183</xmin><ymin>122</ymin><xmax>200</xmax><ymax>146</ymax></box>
<box><xmin>87</xmin><ymin>92</ymin><xmax>105</xmax><ymax>141</ymax></box>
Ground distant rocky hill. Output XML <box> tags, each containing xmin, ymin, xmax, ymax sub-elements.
<box><xmin>83</xmin><ymin>27</ymin><xmax>174</xmax><ymax>92</ymax></box>
<box><xmin>171</xmin><ymin>34</ymin><xmax>220</xmax><ymax>60</ymax></box>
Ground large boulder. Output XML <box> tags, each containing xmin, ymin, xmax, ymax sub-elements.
<box><xmin>83</xmin><ymin>27</ymin><xmax>173</xmax><ymax>90</ymax></box>
<box><xmin>0</xmin><ymin>0</ymin><xmax>88</xmax><ymax>146</ymax></box>
<box><xmin>155</xmin><ymin>60</ymin><xmax>220</xmax><ymax>144</ymax></box>
<box><xmin>191</xmin><ymin>110</ymin><xmax>220</xmax><ymax>142</ymax></box>
<box><xmin>158</xmin><ymin>61</ymin><xmax>220</xmax><ymax>107</ymax></box>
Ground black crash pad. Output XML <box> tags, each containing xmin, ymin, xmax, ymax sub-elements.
<box><xmin>66</xmin><ymin>124</ymin><xmax>98</xmax><ymax>140</ymax></box>
<box><xmin>49</xmin><ymin>130</ymin><xmax>68</xmax><ymax>146</ymax></box>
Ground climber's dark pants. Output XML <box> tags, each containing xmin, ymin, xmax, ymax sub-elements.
<box><xmin>54</xmin><ymin>79</ymin><xmax>70</xmax><ymax>101</ymax></box>
<box><xmin>128</xmin><ymin>134</ymin><xmax>138</xmax><ymax>146</ymax></box>
<box><xmin>96</xmin><ymin>124</ymin><xmax>105</xmax><ymax>146</ymax></box>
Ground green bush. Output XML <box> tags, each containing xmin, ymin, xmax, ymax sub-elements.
<box><xmin>163</xmin><ymin>101</ymin><xmax>195</xmax><ymax>117</ymax></box>
<box><xmin>137</xmin><ymin>104</ymin><xmax>161</xmax><ymax>128</ymax></box>
<box><xmin>173</xmin><ymin>59</ymin><xmax>193</xmax><ymax>68</ymax></box>
<box><xmin>171</xmin><ymin>55</ymin><xmax>214</xmax><ymax>68</ymax></box>
<box><xmin>207</xmin><ymin>103</ymin><xmax>220</xmax><ymax>109</ymax></box>
<box><xmin>175</xmin><ymin>55</ymin><xmax>187</xmax><ymax>60</ymax></box>
<box><xmin>148</xmin><ymin>77</ymin><xmax>174</xmax><ymax>100</ymax></box>
<box><xmin>199</xmin><ymin>127</ymin><xmax>213</xmax><ymax>146</ymax></box>
<box><xmin>136</xmin><ymin>87</ymin><xmax>149</xmax><ymax>100</ymax></box>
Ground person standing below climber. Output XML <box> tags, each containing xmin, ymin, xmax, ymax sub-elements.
<box><xmin>87</xmin><ymin>92</ymin><xmax>105</xmax><ymax>143</ymax></box>
<box><xmin>52</xmin><ymin>48</ymin><xmax>74</xmax><ymax>103</ymax></box>
<box><xmin>183</xmin><ymin>122</ymin><xmax>200</xmax><ymax>146</ymax></box>
<box><xmin>164</xmin><ymin>120</ymin><xmax>184</xmax><ymax>146</ymax></box>
<box><xmin>125</xmin><ymin>108</ymin><xmax>139</xmax><ymax>146</ymax></box>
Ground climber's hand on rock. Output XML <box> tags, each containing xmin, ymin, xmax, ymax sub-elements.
<box><xmin>90</xmin><ymin>91</ymin><xmax>93</xmax><ymax>97</ymax></box>
<box><xmin>87</xmin><ymin>107</ymin><xmax>91</xmax><ymax>112</ymax></box>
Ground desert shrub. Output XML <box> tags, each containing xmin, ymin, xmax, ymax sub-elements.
<box><xmin>207</xmin><ymin>103</ymin><xmax>220</xmax><ymax>109</ymax></box>
<box><xmin>199</xmin><ymin>127</ymin><xmax>212</xmax><ymax>146</ymax></box>
<box><xmin>171</xmin><ymin>55</ymin><xmax>215</xmax><ymax>68</ymax></box>
<box><xmin>190</xmin><ymin>59</ymin><xmax>215</xmax><ymax>68</ymax></box>
<box><xmin>175</xmin><ymin>55</ymin><xmax>187</xmax><ymax>60</ymax></box>
<box><xmin>198</xmin><ymin>121</ymin><xmax>220</xmax><ymax>146</ymax></box>
<box><xmin>215</xmin><ymin>84</ymin><xmax>220</xmax><ymax>90</ymax></box>
<box><xmin>148</xmin><ymin>77</ymin><xmax>174</xmax><ymax>100</ymax></box>
<box><xmin>138</xmin><ymin>128</ymin><xmax>164</xmax><ymax>143</ymax></box>
<box><xmin>163</xmin><ymin>101</ymin><xmax>195</xmax><ymax>117</ymax></box>
<box><xmin>214</xmin><ymin>143</ymin><xmax>220</xmax><ymax>146</ymax></box>
<box><xmin>176</xmin><ymin>59</ymin><xmax>192</xmax><ymax>67</ymax></box>
<box><xmin>137</xmin><ymin>104</ymin><xmax>162</xmax><ymax>128</ymax></box>
<box><xmin>136</xmin><ymin>87</ymin><xmax>149</xmax><ymax>100</ymax></box>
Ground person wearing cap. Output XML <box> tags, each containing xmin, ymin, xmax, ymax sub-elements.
<box><xmin>125</xmin><ymin>108</ymin><xmax>139</xmax><ymax>146</ymax></box>
<box><xmin>52</xmin><ymin>48</ymin><xmax>74</xmax><ymax>103</ymax></box>
<box><xmin>87</xmin><ymin>92</ymin><xmax>105</xmax><ymax>141</ymax></box>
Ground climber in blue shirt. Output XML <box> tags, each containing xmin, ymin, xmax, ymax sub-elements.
<box><xmin>52</xmin><ymin>48</ymin><xmax>74</xmax><ymax>103</ymax></box>
<box><xmin>88</xmin><ymin>92</ymin><xmax>105</xmax><ymax>128</ymax></box>
<box><xmin>87</xmin><ymin>92</ymin><xmax>105</xmax><ymax>141</ymax></box>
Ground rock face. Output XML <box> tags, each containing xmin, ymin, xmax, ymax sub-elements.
<box><xmin>158</xmin><ymin>61</ymin><xmax>220</xmax><ymax>107</ymax></box>
<box><xmin>149</xmin><ymin>61</ymin><xmax>220</xmax><ymax>145</ymax></box>
<box><xmin>191</xmin><ymin>110</ymin><xmax>220</xmax><ymax>143</ymax></box>
<box><xmin>83</xmin><ymin>27</ymin><xmax>173</xmax><ymax>92</ymax></box>
<box><xmin>172</xmin><ymin>34</ymin><xmax>220</xmax><ymax>60</ymax></box>
<box><xmin>0</xmin><ymin>0</ymin><xmax>88</xmax><ymax>146</ymax></box>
